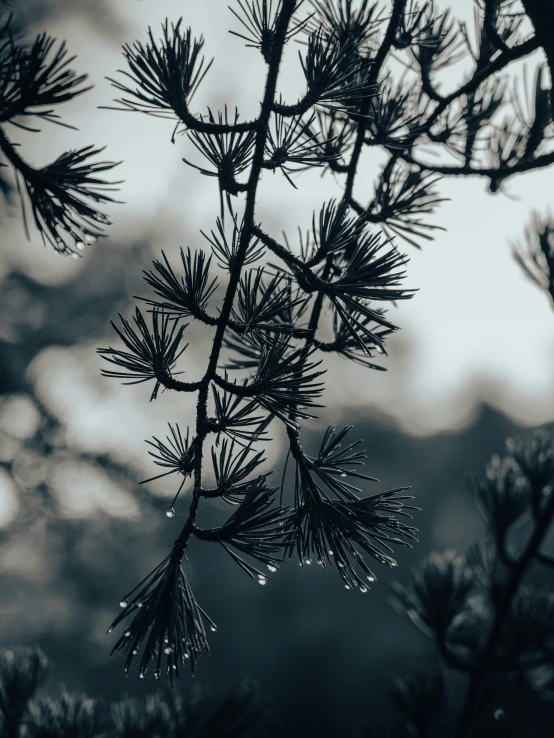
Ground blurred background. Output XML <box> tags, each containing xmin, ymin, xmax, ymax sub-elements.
<box><xmin>1</xmin><ymin>0</ymin><xmax>554</xmax><ymax>735</ymax></box>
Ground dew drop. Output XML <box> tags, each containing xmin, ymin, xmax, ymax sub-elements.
<box><xmin>494</xmin><ymin>709</ymin><xmax>505</xmax><ymax>721</ymax></box>
<box><xmin>390</xmin><ymin>560</ymin><xmax>398</xmax><ymax>567</ymax></box>
<box><xmin>328</xmin><ymin>550</ymin><xmax>334</xmax><ymax>556</ymax></box>
<box><xmin>124</xmin><ymin>631</ymin><xmax>131</xmax><ymax>638</ymax></box>
<box><xmin>338</xmin><ymin>561</ymin><xmax>344</xmax><ymax>568</ymax></box>
<box><xmin>164</xmin><ymin>647</ymin><xmax>172</xmax><ymax>655</ymax></box>
<box><xmin>173</xmin><ymin>664</ymin><xmax>177</xmax><ymax>669</ymax></box>
<box><xmin>71</xmin><ymin>253</ymin><xmax>80</xmax><ymax>260</ymax></box>
<box><xmin>258</xmin><ymin>577</ymin><xmax>267</xmax><ymax>585</ymax></box>
<box><xmin>76</xmin><ymin>241</ymin><xmax>86</xmax><ymax>250</ymax></box>
<box><xmin>137</xmin><ymin>602</ymin><xmax>143</xmax><ymax>608</ymax></box>
<box><xmin>132</xmin><ymin>649</ymin><xmax>138</xmax><ymax>655</ymax></box>
<box><xmin>360</xmin><ymin>586</ymin><xmax>368</xmax><ymax>593</ymax></box>
<box><xmin>107</xmin><ymin>627</ymin><xmax>113</xmax><ymax>634</ymax></box>
<box><xmin>154</xmin><ymin>670</ymin><xmax>160</xmax><ymax>680</ymax></box>
<box><xmin>367</xmin><ymin>575</ymin><xmax>375</xmax><ymax>582</ymax></box>
<box><xmin>305</xmin><ymin>559</ymin><xmax>312</xmax><ymax>565</ymax></box>
<box><xmin>375</xmin><ymin>345</ymin><xmax>384</xmax><ymax>354</ymax></box>
<box><xmin>139</xmin><ymin>672</ymin><xmax>145</xmax><ymax>679</ymax></box>
<box><xmin>267</xmin><ymin>564</ymin><xmax>278</xmax><ymax>573</ymax></box>
<box><xmin>166</xmin><ymin>507</ymin><xmax>175</xmax><ymax>518</ymax></box>
<box><xmin>184</xmin><ymin>653</ymin><xmax>190</xmax><ymax>659</ymax></box>
<box><xmin>345</xmin><ymin>584</ymin><xmax>351</xmax><ymax>590</ymax></box>
<box><xmin>119</xmin><ymin>600</ymin><xmax>128</xmax><ymax>608</ymax></box>
<box><xmin>340</xmin><ymin>473</ymin><xmax>347</xmax><ymax>478</ymax></box>
<box><xmin>210</xmin><ymin>625</ymin><xmax>217</xmax><ymax>632</ymax></box>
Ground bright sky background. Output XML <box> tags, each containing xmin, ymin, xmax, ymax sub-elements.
<box><xmin>3</xmin><ymin>0</ymin><xmax>554</xmax><ymax>442</ymax></box>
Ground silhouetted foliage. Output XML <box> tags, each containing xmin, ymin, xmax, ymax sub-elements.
<box><xmin>0</xmin><ymin>647</ymin><xmax>268</xmax><ymax>737</ymax></box>
<box><xmin>3</xmin><ymin>0</ymin><xmax>554</xmax><ymax>735</ymax></box>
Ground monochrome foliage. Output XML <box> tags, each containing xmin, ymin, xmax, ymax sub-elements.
<box><xmin>6</xmin><ymin>1</ymin><xmax>554</xmax><ymax>735</ymax></box>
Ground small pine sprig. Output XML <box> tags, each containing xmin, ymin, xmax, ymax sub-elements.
<box><xmin>210</xmin><ymin>438</ymin><xmax>268</xmax><ymax>504</ymax></box>
<box><xmin>370</xmin><ymin>163</ymin><xmax>446</xmax><ymax>248</ymax></box>
<box><xmin>305</xmin><ymin>0</ymin><xmax>383</xmax><ymax>53</ymax></box>
<box><xmin>230</xmin><ymin>0</ymin><xmax>311</xmax><ymax>64</ymax></box>
<box><xmin>234</xmin><ymin>337</ymin><xmax>326</xmax><ymax>425</ymax></box>
<box><xmin>475</xmin><ymin>453</ymin><xmax>529</xmax><ymax>545</ymax></box>
<box><xmin>109</xmin><ymin>552</ymin><xmax>216</xmax><ymax>680</ymax></box>
<box><xmin>98</xmin><ymin>309</ymin><xmax>189</xmax><ymax>400</ymax></box>
<box><xmin>14</xmin><ymin>145</ymin><xmax>119</xmax><ymax>255</ymax></box>
<box><xmin>391</xmin><ymin>550</ymin><xmax>473</xmax><ymax>640</ymax></box>
<box><xmin>107</xmin><ymin>20</ymin><xmax>213</xmax><ymax>136</ymax></box>
<box><xmin>140</xmin><ymin>424</ymin><xmax>198</xmax><ymax>515</ymax></box>
<box><xmin>286</xmin><ymin>426</ymin><xmax>418</xmax><ymax>590</ymax></box>
<box><xmin>513</xmin><ymin>211</ymin><xmax>554</xmax><ymax>302</ymax></box>
<box><xmin>300</xmin><ymin>30</ymin><xmax>373</xmax><ymax>114</ymax></box>
<box><xmin>0</xmin><ymin>30</ymin><xmax>91</xmax><ymax>125</ymax></box>
<box><xmin>264</xmin><ymin>110</ymin><xmax>333</xmax><ymax>185</ymax></box>
<box><xmin>195</xmin><ymin>480</ymin><xmax>294</xmax><ymax>581</ymax></box>
<box><xmin>203</xmin><ymin>215</ymin><xmax>265</xmax><ymax>273</ymax></box>
<box><xmin>141</xmin><ymin>248</ymin><xmax>219</xmax><ymax>320</ymax></box>
<box><xmin>0</xmin><ymin>16</ymin><xmax>119</xmax><ymax>254</ymax></box>
<box><xmin>210</xmin><ymin>386</ymin><xmax>269</xmax><ymax>445</ymax></box>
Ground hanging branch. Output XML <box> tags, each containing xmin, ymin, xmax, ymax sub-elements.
<box><xmin>0</xmin><ymin>14</ymin><xmax>119</xmax><ymax>254</ymax></box>
<box><xmin>92</xmin><ymin>0</ymin><xmax>554</xmax><ymax>688</ymax></box>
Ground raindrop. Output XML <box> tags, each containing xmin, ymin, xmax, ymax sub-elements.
<box><xmin>338</xmin><ymin>562</ymin><xmax>344</xmax><ymax>568</ymax></box>
<box><xmin>267</xmin><ymin>563</ymin><xmax>278</xmax><ymax>573</ymax></box>
<box><xmin>184</xmin><ymin>653</ymin><xmax>190</xmax><ymax>659</ymax></box>
<box><xmin>375</xmin><ymin>345</ymin><xmax>384</xmax><ymax>354</ymax></box>
<box><xmin>305</xmin><ymin>559</ymin><xmax>312</xmax><ymax>565</ymax></box>
<box><xmin>173</xmin><ymin>664</ymin><xmax>177</xmax><ymax>670</ymax></box>
<box><xmin>360</xmin><ymin>586</ymin><xmax>368</xmax><ymax>593</ymax></box>
<box><xmin>154</xmin><ymin>670</ymin><xmax>160</xmax><ymax>680</ymax></box>
<box><xmin>494</xmin><ymin>709</ymin><xmax>505</xmax><ymax>721</ymax></box>
<box><xmin>124</xmin><ymin>631</ymin><xmax>131</xmax><ymax>638</ymax></box>
<box><xmin>210</xmin><ymin>625</ymin><xmax>217</xmax><ymax>632</ymax></box>
<box><xmin>107</xmin><ymin>627</ymin><xmax>113</xmax><ymax>634</ymax></box>
<box><xmin>71</xmin><ymin>253</ymin><xmax>80</xmax><ymax>260</ymax></box>
<box><xmin>367</xmin><ymin>575</ymin><xmax>375</xmax><ymax>582</ymax></box>
<box><xmin>85</xmin><ymin>234</ymin><xmax>97</xmax><ymax>245</ymax></box>
<box><xmin>76</xmin><ymin>241</ymin><xmax>86</xmax><ymax>250</ymax></box>
<box><xmin>328</xmin><ymin>550</ymin><xmax>334</xmax><ymax>556</ymax></box>
<box><xmin>139</xmin><ymin>672</ymin><xmax>145</xmax><ymax>679</ymax></box>
<box><xmin>258</xmin><ymin>577</ymin><xmax>267</xmax><ymax>585</ymax></box>
<box><xmin>340</xmin><ymin>473</ymin><xmax>347</xmax><ymax>478</ymax></box>
<box><xmin>390</xmin><ymin>561</ymin><xmax>398</xmax><ymax>567</ymax></box>
<box><xmin>164</xmin><ymin>647</ymin><xmax>172</xmax><ymax>655</ymax></box>
<box><xmin>119</xmin><ymin>601</ymin><xmax>128</xmax><ymax>608</ymax></box>
<box><xmin>345</xmin><ymin>585</ymin><xmax>351</xmax><ymax>590</ymax></box>
<box><xmin>132</xmin><ymin>649</ymin><xmax>138</xmax><ymax>655</ymax></box>
<box><xmin>137</xmin><ymin>603</ymin><xmax>143</xmax><ymax>608</ymax></box>
<box><xmin>166</xmin><ymin>507</ymin><xmax>175</xmax><ymax>518</ymax></box>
